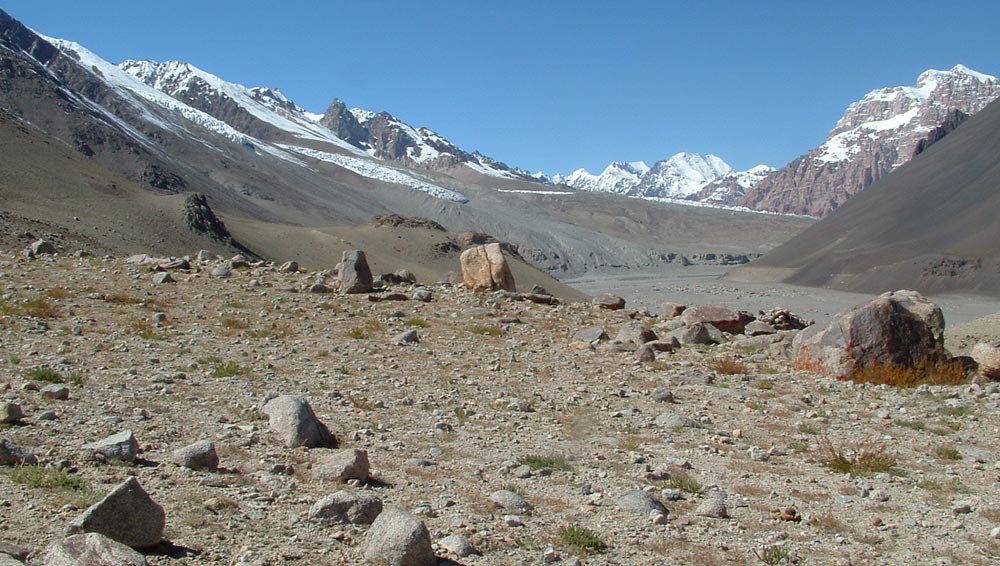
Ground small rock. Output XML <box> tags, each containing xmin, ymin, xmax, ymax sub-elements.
<box><xmin>40</xmin><ymin>384</ymin><xmax>70</xmax><ymax>400</ymax></box>
<box><xmin>309</xmin><ymin>283</ymin><xmax>335</xmax><ymax>294</ymax></box>
<box><xmin>210</xmin><ymin>265</ymin><xmax>231</xmax><ymax>278</ymax></box>
<box><xmin>661</xmin><ymin>302</ymin><xmax>687</xmax><ymax>319</ymax></box>
<box><xmin>593</xmin><ymin>294</ymin><xmax>626</xmax><ymax>310</ymax></box>
<box><xmin>262</xmin><ymin>395</ymin><xmax>336</xmax><ymax>449</ymax></box>
<box><xmin>83</xmin><ymin>430</ymin><xmax>140</xmax><ymax>464</ymax></box>
<box><xmin>29</xmin><ymin>239</ymin><xmax>57</xmax><ymax>256</ymax></box>
<box><xmin>279</xmin><ymin>261</ymin><xmax>299</xmax><ymax>273</ymax></box>
<box><xmin>694</xmin><ymin>491</ymin><xmax>728</xmax><ymax>518</ymax></box>
<box><xmin>150</xmin><ymin>272</ymin><xmax>174</xmax><ymax>285</ymax></box>
<box><xmin>615</xmin><ymin>489</ymin><xmax>668</xmax><ymax>517</ymax></box>
<box><xmin>308</xmin><ymin>491</ymin><xmax>383</xmax><ymax>524</ymax></box>
<box><xmin>1</xmin><ymin>402</ymin><xmax>24</xmax><ymax>424</ymax></box>
<box><xmin>489</xmin><ymin>489</ymin><xmax>532</xmax><ymax>512</ymax></box>
<box><xmin>652</xmin><ymin>389</ymin><xmax>675</xmax><ymax>403</ymax></box>
<box><xmin>170</xmin><ymin>440</ymin><xmax>219</xmax><ymax>471</ymax></box>
<box><xmin>44</xmin><ymin>533</ymin><xmax>148</xmax><ymax>566</ymax></box>
<box><xmin>394</xmin><ymin>330</ymin><xmax>420</xmax><ymax>346</ymax></box>
<box><xmin>362</xmin><ymin>507</ymin><xmax>436</xmax><ymax>566</ymax></box>
<box><xmin>503</xmin><ymin>514</ymin><xmax>524</xmax><ymax>527</ymax></box>
<box><xmin>412</xmin><ymin>288</ymin><xmax>433</xmax><ymax>302</ymax></box>
<box><xmin>67</xmin><ymin>477</ymin><xmax>165</xmax><ymax>549</ymax></box>
<box><xmin>654</xmin><ymin>412</ymin><xmax>700</xmax><ymax>429</ymax></box>
<box><xmin>438</xmin><ymin>533</ymin><xmax>478</xmax><ymax>557</ymax></box>
<box><xmin>313</xmin><ymin>448</ymin><xmax>370</xmax><ymax>483</ymax></box>
<box><xmin>572</xmin><ymin>326</ymin><xmax>608</xmax><ymax>344</ymax></box>
<box><xmin>0</xmin><ymin>437</ymin><xmax>38</xmax><ymax>465</ymax></box>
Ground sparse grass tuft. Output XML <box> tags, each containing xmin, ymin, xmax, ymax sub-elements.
<box><xmin>754</xmin><ymin>545</ymin><xmax>790</xmax><ymax>564</ymax></box>
<box><xmin>934</xmin><ymin>446</ymin><xmax>961</xmax><ymax>460</ymax></box>
<box><xmin>818</xmin><ymin>437</ymin><xmax>897</xmax><ymax>477</ymax></box>
<box><xmin>751</xmin><ymin>378</ymin><xmax>774</xmax><ymax>390</ymax></box>
<box><xmin>668</xmin><ymin>471</ymin><xmax>702</xmax><ymax>493</ymax></box>
<box><xmin>797</xmin><ymin>423</ymin><xmax>821</xmax><ymax>435</ymax></box>
<box><xmin>25</xmin><ymin>297</ymin><xmax>61</xmax><ymax>318</ymax></box>
<box><xmin>5</xmin><ymin>465</ymin><xmax>104</xmax><ymax>508</ymax></box>
<box><xmin>938</xmin><ymin>405</ymin><xmax>972</xmax><ymax>417</ymax></box>
<box><xmin>403</xmin><ymin>317</ymin><xmax>429</xmax><ymax>328</ymax></box>
<box><xmin>557</xmin><ymin>524</ymin><xmax>606</xmax><ymax>554</ymax></box>
<box><xmin>44</xmin><ymin>288</ymin><xmax>72</xmax><ymax>299</ymax></box>
<box><xmin>843</xmin><ymin>362</ymin><xmax>969</xmax><ymax>387</ymax></box>
<box><xmin>207</xmin><ymin>360</ymin><xmax>250</xmax><ymax>378</ymax></box>
<box><xmin>25</xmin><ymin>366</ymin><xmax>63</xmax><ymax>383</ymax></box>
<box><xmin>707</xmin><ymin>355</ymin><xmax>748</xmax><ymax>375</ymax></box>
<box><xmin>24</xmin><ymin>366</ymin><xmax>82</xmax><ymax>384</ymax></box>
<box><xmin>467</xmin><ymin>324</ymin><xmax>503</xmax><ymax>336</ymax></box>
<box><xmin>220</xmin><ymin>316</ymin><xmax>249</xmax><ymax>332</ymax></box>
<box><xmin>519</xmin><ymin>454</ymin><xmax>571</xmax><ymax>471</ymax></box>
<box><xmin>893</xmin><ymin>419</ymin><xmax>926</xmax><ymax>431</ymax></box>
<box><xmin>345</xmin><ymin>327</ymin><xmax>372</xmax><ymax>339</ymax></box>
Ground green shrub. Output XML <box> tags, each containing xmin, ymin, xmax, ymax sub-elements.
<box><xmin>557</xmin><ymin>524</ymin><xmax>606</xmax><ymax>554</ymax></box>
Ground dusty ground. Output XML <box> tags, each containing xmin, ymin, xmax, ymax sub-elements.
<box><xmin>2</xmin><ymin>252</ymin><xmax>1000</xmax><ymax>565</ymax></box>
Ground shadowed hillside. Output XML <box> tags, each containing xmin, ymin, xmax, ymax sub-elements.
<box><xmin>730</xmin><ymin>97</ymin><xmax>1000</xmax><ymax>296</ymax></box>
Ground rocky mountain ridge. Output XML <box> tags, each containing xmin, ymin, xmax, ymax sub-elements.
<box><xmin>740</xmin><ymin>65</ymin><xmax>1000</xmax><ymax>216</ymax></box>
<box><xmin>556</xmin><ymin>65</ymin><xmax>999</xmax><ymax>217</ymax></box>
<box><xmin>117</xmin><ymin>59</ymin><xmax>532</xmax><ymax>181</ymax></box>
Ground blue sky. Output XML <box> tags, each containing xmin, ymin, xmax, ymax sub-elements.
<box><xmin>6</xmin><ymin>1</ymin><xmax>1000</xmax><ymax>175</ymax></box>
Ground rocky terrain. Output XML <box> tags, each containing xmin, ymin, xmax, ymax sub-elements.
<box><xmin>3</xmin><ymin>246</ymin><xmax>1000</xmax><ymax>565</ymax></box>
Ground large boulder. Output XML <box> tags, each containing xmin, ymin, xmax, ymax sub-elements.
<box><xmin>793</xmin><ymin>290</ymin><xmax>947</xmax><ymax>378</ymax></box>
<box><xmin>460</xmin><ymin>243</ymin><xmax>515</xmax><ymax>292</ymax></box>
<box><xmin>66</xmin><ymin>477</ymin><xmax>165</xmax><ymax>549</ymax></box>
<box><xmin>680</xmin><ymin>305</ymin><xmax>752</xmax><ymax>335</ymax></box>
<box><xmin>262</xmin><ymin>395</ymin><xmax>337</xmax><ymax>449</ymax></box>
<box><xmin>338</xmin><ymin>250</ymin><xmax>374</xmax><ymax>294</ymax></box>
<box><xmin>362</xmin><ymin>508</ymin><xmax>436</xmax><ymax>566</ymax></box>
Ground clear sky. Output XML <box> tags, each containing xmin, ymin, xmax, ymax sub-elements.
<box><xmin>5</xmin><ymin>0</ymin><xmax>999</xmax><ymax>175</ymax></box>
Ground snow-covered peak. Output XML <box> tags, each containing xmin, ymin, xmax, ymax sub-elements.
<box><xmin>817</xmin><ymin>64</ymin><xmax>1000</xmax><ymax>165</ymax></box>
<box><xmin>634</xmin><ymin>152</ymin><xmax>733</xmax><ymax>198</ymax></box>
<box><xmin>561</xmin><ymin>161</ymin><xmax>649</xmax><ymax>194</ymax></box>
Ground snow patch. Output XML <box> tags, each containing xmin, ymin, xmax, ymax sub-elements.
<box><xmin>279</xmin><ymin>145</ymin><xmax>468</xmax><ymax>203</ymax></box>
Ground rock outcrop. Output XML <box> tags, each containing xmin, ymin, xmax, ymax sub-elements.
<box><xmin>793</xmin><ymin>290</ymin><xmax>947</xmax><ymax>377</ymax></box>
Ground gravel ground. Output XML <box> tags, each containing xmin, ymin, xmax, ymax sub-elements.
<box><xmin>2</xmin><ymin>253</ymin><xmax>1000</xmax><ymax>565</ymax></box>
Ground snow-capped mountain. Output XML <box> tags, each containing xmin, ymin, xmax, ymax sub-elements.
<box><xmin>558</xmin><ymin>161</ymin><xmax>650</xmax><ymax>194</ymax></box>
<box><xmin>741</xmin><ymin>65</ymin><xmax>1000</xmax><ymax>216</ymax></box>
<box><xmin>117</xmin><ymin>59</ymin><xmax>532</xmax><ymax>183</ymax></box>
<box><xmin>634</xmin><ymin>153</ymin><xmax>732</xmax><ymax>198</ymax></box>
<box><xmin>559</xmin><ymin>153</ymin><xmax>758</xmax><ymax>202</ymax></box>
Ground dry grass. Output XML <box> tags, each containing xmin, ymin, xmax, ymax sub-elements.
<box><xmin>707</xmin><ymin>355</ymin><xmax>748</xmax><ymax>375</ymax></box>
<box><xmin>818</xmin><ymin>437</ymin><xmax>898</xmax><ymax>477</ymax></box>
<box><xmin>467</xmin><ymin>324</ymin><xmax>503</xmax><ymax>336</ymax></box>
<box><xmin>843</xmin><ymin>361</ymin><xmax>970</xmax><ymax>387</ymax></box>
<box><xmin>1</xmin><ymin>297</ymin><xmax>62</xmax><ymax>318</ymax></box>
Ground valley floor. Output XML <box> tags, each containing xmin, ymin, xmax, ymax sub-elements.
<box><xmin>2</xmin><ymin>252</ymin><xmax>1000</xmax><ymax>565</ymax></box>
<box><xmin>567</xmin><ymin>265</ymin><xmax>1000</xmax><ymax>355</ymax></box>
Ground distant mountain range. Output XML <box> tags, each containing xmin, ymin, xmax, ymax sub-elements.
<box><xmin>0</xmin><ymin>7</ymin><xmax>812</xmax><ymax>277</ymax></box>
<box><xmin>555</xmin><ymin>65</ymin><xmax>1000</xmax><ymax>216</ymax></box>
